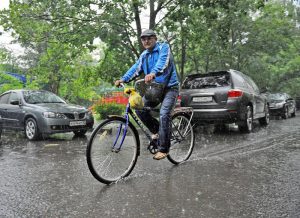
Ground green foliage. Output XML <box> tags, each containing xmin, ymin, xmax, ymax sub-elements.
<box><xmin>93</xmin><ymin>103</ymin><xmax>125</xmax><ymax>120</ymax></box>
<box><xmin>163</xmin><ymin>0</ymin><xmax>300</xmax><ymax>96</ymax></box>
<box><xmin>0</xmin><ymin>48</ymin><xmax>8</xmax><ymax>63</ymax></box>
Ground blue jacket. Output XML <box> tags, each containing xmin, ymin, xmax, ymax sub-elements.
<box><xmin>122</xmin><ymin>42</ymin><xmax>179</xmax><ymax>87</ymax></box>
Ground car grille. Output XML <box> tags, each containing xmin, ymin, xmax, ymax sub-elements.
<box><xmin>64</xmin><ymin>112</ymin><xmax>86</xmax><ymax>120</ymax></box>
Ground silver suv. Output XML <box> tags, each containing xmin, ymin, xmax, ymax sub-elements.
<box><xmin>179</xmin><ymin>69</ymin><xmax>270</xmax><ymax>132</ymax></box>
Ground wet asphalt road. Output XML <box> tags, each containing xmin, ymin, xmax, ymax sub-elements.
<box><xmin>0</xmin><ymin>113</ymin><xmax>299</xmax><ymax>218</ymax></box>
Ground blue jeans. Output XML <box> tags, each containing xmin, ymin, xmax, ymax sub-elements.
<box><xmin>135</xmin><ymin>87</ymin><xmax>179</xmax><ymax>153</ymax></box>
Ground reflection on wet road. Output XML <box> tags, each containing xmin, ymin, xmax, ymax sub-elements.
<box><xmin>0</xmin><ymin>113</ymin><xmax>299</xmax><ymax>217</ymax></box>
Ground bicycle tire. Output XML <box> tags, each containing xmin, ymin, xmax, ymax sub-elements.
<box><xmin>167</xmin><ymin>113</ymin><xmax>195</xmax><ymax>164</ymax></box>
<box><xmin>86</xmin><ymin>116</ymin><xmax>140</xmax><ymax>184</ymax></box>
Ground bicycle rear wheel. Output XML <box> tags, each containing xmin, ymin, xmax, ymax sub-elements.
<box><xmin>167</xmin><ymin>113</ymin><xmax>195</xmax><ymax>164</ymax></box>
<box><xmin>86</xmin><ymin>117</ymin><xmax>140</xmax><ymax>184</ymax></box>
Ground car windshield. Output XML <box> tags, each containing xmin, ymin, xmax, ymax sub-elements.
<box><xmin>268</xmin><ymin>93</ymin><xmax>285</xmax><ymax>101</ymax></box>
<box><xmin>182</xmin><ymin>73</ymin><xmax>231</xmax><ymax>89</ymax></box>
<box><xmin>22</xmin><ymin>90</ymin><xmax>66</xmax><ymax>104</ymax></box>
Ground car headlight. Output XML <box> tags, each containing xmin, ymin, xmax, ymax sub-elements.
<box><xmin>87</xmin><ymin>110</ymin><xmax>93</xmax><ymax>117</ymax></box>
<box><xmin>43</xmin><ymin>112</ymin><xmax>67</xmax><ymax>119</ymax></box>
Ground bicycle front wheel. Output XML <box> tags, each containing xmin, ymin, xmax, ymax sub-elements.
<box><xmin>167</xmin><ymin>113</ymin><xmax>195</xmax><ymax>164</ymax></box>
<box><xmin>86</xmin><ymin>117</ymin><xmax>140</xmax><ymax>184</ymax></box>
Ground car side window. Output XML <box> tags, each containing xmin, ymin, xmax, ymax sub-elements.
<box><xmin>244</xmin><ymin>76</ymin><xmax>259</xmax><ymax>94</ymax></box>
<box><xmin>249</xmin><ymin>80</ymin><xmax>260</xmax><ymax>94</ymax></box>
<box><xmin>0</xmin><ymin>93</ymin><xmax>10</xmax><ymax>104</ymax></box>
<box><xmin>9</xmin><ymin>92</ymin><xmax>19</xmax><ymax>104</ymax></box>
<box><xmin>232</xmin><ymin>73</ymin><xmax>249</xmax><ymax>91</ymax></box>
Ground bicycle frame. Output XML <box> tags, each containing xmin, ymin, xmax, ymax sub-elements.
<box><xmin>111</xmin><ymin>102</ymin><xmax>153</xmax><ymax>152</ymax></box>
<box><xmin>111</xmin><ymin>101</ymin><xmax>194</xmax><ymax>153</ymax></box>
<box><xmin>111</xmin><ymin>80</ymin><xmax>194</xmax><ymax>152</ymax></box>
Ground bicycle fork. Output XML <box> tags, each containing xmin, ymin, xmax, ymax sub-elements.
<box><xmin>111</xmin><ymin>106</ymin><xmax>131</xmax><ymax>153</ymax></box>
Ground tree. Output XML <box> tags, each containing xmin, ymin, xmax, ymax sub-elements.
<box><xmin>0</xmin><ymin>0</ymin><xmax>184</xmax><ymax>83</ymax></box>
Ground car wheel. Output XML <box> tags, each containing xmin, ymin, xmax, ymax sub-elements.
<box><xmin>238</xmin><ymin>106</ymin><xmax>253</xmax><ymax>133</ymax></box>
<box><xmin>73</xmin><ymin>129</ymin><xmax>87</xmax><ymax>137</ymax></box>
<box><xmin>25</xmin><ymin>118</ymin><xmax>40</xmax><ymax>140</ymax></box>
<box><xmin>259</xmin><ymin>106</ymin><xmax>270</xmax><ymax>126</ymax></box>
<box><xmin>291</xmin><ymin>108</ymin><xmax>296</xmax><ymax>117</ymax></box>
<box><xmin>282</xmin><ymin>106</ymin><xmax>288</xmax><ymax>119</ymax></box>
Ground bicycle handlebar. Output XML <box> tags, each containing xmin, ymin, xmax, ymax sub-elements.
<box><xmin>119</xmin><ymin>78</ymin><xmax>146</xmax><ymax>89</ymax></box>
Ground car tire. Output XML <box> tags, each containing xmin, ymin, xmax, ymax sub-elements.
<box><xmin>238</xmin><ymin>106</ymin><xmax>253</xmax><ymax>133</ymax></box>
<box><xmin>259</xmin><ymin>106</ymin><xmax>270</xmax><ymax>126</ymax></box>
<box><xmin>73</xmin><ymin>129</ymin><xmax>87</xmax><ymax>137</ymax></box>
<box><xmin>25</xmin><ymin>118</ymin><xmax>40</xmax><ymax>140</ymax></box>
<box><xmin>282</xmin><ymin>106</ymin><xmax>288</xmax><ymax>119</ymax></box>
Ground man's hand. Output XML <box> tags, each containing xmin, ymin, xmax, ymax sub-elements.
<box><xmin>115</xmin><ymin>79</ymin><xmax>124</xmax><ymax>87</ymax></box>
<box><xmin>145</xmin><ymin>73</ymin><xmax>156</xmax><ymax>83</ymax></box>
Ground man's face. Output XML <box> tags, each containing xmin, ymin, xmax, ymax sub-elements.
<box><xmin>141</xmin><ymin>36</ymin><xmax>157</xmax><ymax>50</ymax></box>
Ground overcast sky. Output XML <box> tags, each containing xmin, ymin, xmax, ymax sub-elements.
<box><xmin>0</xmin><ymin>0</ymin><xmax>9</xmax><ymax>10</ymax></box>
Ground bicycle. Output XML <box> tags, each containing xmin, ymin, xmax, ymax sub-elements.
<box><xmin>86</xmin><ymin>79</ymin><xmax>195</xmax><ymax>184</ymax></box>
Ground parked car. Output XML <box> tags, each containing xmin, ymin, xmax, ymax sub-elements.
<box><xmin>179</xmin><ymin>69</ymin><xmax>270</xmax><ymax>132</ymax></box>
<box><xmin>0</xmin><ymin>89</ymin><xmax>94</xmax><ymax>140</ymax></box>
<box><xmin>267</xmin><ymin>93</ymin><xmax>296</xmax><ymax>119</ymax></box>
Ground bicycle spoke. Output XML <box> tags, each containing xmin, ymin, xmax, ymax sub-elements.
<box><xmin>95</xmin><ymin>154</ymin><xmax>113</xmax><ymax>176</ymax></box>
<box><xmin>102</xmin><ymin>156</ymin><xmax>114</xmax><ymax>178</ymax></box>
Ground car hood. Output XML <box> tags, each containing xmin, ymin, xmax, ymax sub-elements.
<box><xmin>28</xmin><ymin>103</ymin><xmax>87</xmax><ymax>113</ymax></box>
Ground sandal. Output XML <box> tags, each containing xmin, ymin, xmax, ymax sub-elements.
<box><xmin>153</xmin><ymin>152</ymin><xmax>168</xmax><ymax>160</ymax></box>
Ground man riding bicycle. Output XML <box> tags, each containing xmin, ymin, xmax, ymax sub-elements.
<box><xmin>115</xmin><ymin>29</ymin><xmax>179</xmax><ymax>160</ymax></box>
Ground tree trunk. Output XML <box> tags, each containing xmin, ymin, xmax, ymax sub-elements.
<box><xmin>205</xmin><ymin>55</ymin><xmax>210</xmax><ymax>73</ymax></box>
<box><xmin>180</xmin><ymin>22</ymin><xmax>186</xmax><ymax>83</ymax></box>
<box><xmin>50</xmin><ymin>65</ymin><xmax>60</xmax><ymax>94</ymax></box>
<box><xmin>132</xmin><ymin>2</ymin><xmax>143</xmax><ymax>53</ymax></box>
<box><xmin>149</xmin><ymin>0</ymin><xmax>156</xmax><ymax>29</ymax></box>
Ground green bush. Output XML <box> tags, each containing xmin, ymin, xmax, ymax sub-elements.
<box><xmin>94</xmin><ymin>103</ymin><xmax>125</xmax><ymax>120</ymax></box>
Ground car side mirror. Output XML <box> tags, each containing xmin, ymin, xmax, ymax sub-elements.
<box><xmin>10</xmin><ymin>100</ymin><xmax>20</xmax><ymax>105</ymax></box>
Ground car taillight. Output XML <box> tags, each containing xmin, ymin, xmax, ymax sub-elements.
<box><xmin>228</xmin><ymin>89</ymin><xmax>243</xmax><ymax>98</ymax></box>
<box><xmin>176</xmin><ymin>95</ymin><xmax>182</xmax><ymax>107</ymax></box>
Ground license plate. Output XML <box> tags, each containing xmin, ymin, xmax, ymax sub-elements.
<box><xmin>193</xmin><ymin>96</ymin><xmax>213</xmax><ymax>102</ymax></box>
<box><xmin>70</xmin><ymin>120</ymin><xmax>86</xmax><ymax>126</ymax></box>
